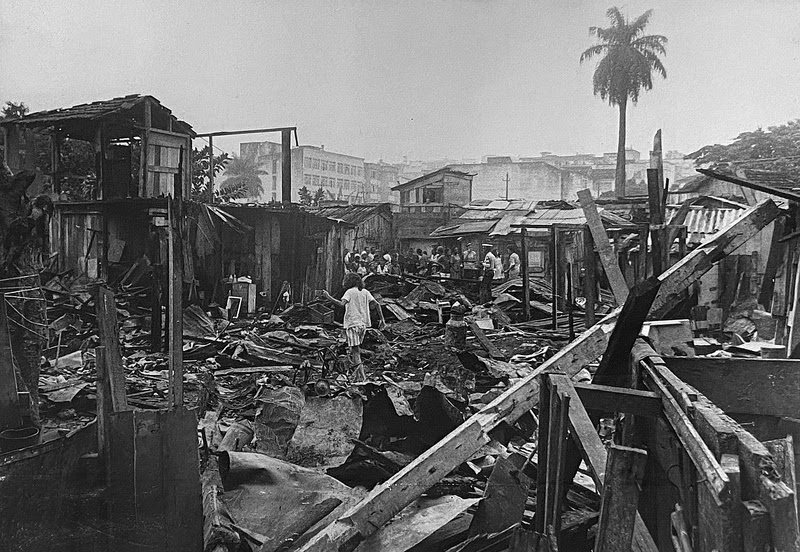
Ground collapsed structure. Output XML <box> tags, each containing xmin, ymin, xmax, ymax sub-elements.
<box><xmin>0</xmin><ymin>98</ymin><xmax>798</xmax><ymax>552</ymax></box>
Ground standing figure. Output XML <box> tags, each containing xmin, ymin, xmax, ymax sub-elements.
<box><xmin>480</xmin><ymin>244</ymin><xmax>501</xmax><ymax>304</ymax></box>
<box><xmin>505</xmin><ymin>245</ymin><xmax>521</xmax><ymax>280</ymax></box>
<box><xmin>321</xmin><ymin>273</ymin><xmax>385</xmax><ymax>381</ymax></box>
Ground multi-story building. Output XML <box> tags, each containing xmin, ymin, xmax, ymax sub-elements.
<box><xmin>364</xmin><ymin>161</ymin><xmax>401</xmax><ymax>203</ymax></box>
<box><xmin>238</xmin><ymin>141</ymin><xmax>366</xmax><ymax>204</ymax></box>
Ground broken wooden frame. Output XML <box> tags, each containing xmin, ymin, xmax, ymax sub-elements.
<box><xmin>296</xmin><ymin>198</ymin><xmax>780</xmax><ymax>552</ymax></box>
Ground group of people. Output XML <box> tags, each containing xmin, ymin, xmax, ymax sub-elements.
<box><xmin>343</xmin><ymin>247</ymin><xmax>400</xmax><ymax>276</ymax></box>
<box><xmin>399</xmin><ymin>246</ymin><xmax>464</xmax><ymax>278</ymax></box>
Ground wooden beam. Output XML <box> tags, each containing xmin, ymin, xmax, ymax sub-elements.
<box><xmin>138</xmin><ymin>98</ymin><xmax>151</xmax><ymax>197</ymax></box>
<box><xmin>649</xmin><ymin>198</ymin><xmax>781</xmax><ymax>319</ymax></box>
<box><xmin>577</xmin><ymin>189</ymin><xmax>629</xmax><ymax>304</ymax></box>
<box><xmin>697</xmin><ymin>168</ymin><xmax>800</xmax><ymax>204</ymax></box>
<box><xmin>583</xmin><ymin>227</ymin><xmax>597</xmax><ymax>327</ymax></box>
<box><xmin>665</xmin><ymin>356</ymin><xmax>800</xmax><ymax>418</ymax></box>
<box><xmin>550</xmin><ymin>225</ymin><xmax>558</xmax><ymax>330</ymax></box>
<box><xmin>467</xmin><ymin>320</ymin><xmax>505</xmax><ymax>360</ymax></box>
<box><xmin>594</xmin><ymin>445</ymin><xmax>648</xmax><ymax>552</ymax></box>
<box><xmin>520</xmin><ymin>227</ymin><xmax>531</xmax><ymax>321</ymax></box>
<box><xmin>94</xmin><ymin>287</ymin><xmax>128</xmax><ymax>412</ymax></box>
<box><xmin>195</xmin><ymin>126</ymin><xmax>297</xmax><ymax>138</ymax></box>
<box><xmin>0</xmin><ymin>294</ymin><xmax>20</xmax><ymax>430</ymax></box>
<box><xmin>573</xmin><ymin>383</ymin><xmax>662</xmax><ymax>418</ymax></box>
<box><xmin>168</xmin><ymin>196</ymin><xmax>184</xmax><ymax>407</ymax></box>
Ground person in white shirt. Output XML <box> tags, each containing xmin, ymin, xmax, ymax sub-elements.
<box><xmin>505</xmin><ymin>245</ymin><xmax>521</xmax><ymax>280</ymax></box>
<box><xmin>321</xmin><ymin>273</ymin><xmax>385</xmax><ymax>381</ymax></box>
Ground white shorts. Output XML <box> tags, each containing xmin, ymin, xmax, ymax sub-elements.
<box><xmin>345</xmin><ymin>325</ymin><xmax>367</xmax><ymax>347</ymax></box>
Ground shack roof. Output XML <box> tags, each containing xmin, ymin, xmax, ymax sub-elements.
<box><xmin>391</xmin><ymin>167</ymin><xmax>474</xmax><ymax>191</ymax></box>
<box><xmin>1</xmin><ymin>94</ymin><xmax>195</xmax><ymax>141</ymax></box>
<box><xmin>310</xmin><ymin>203</ymin><xmax>392</xmax><ymax>225</ymax></box>
<box><xmin>431</xmin><ymin>201</ymin><xmax>634</xmax><ymax>238</ymax></box>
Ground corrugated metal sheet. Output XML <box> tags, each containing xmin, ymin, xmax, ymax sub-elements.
<box><xmin>666</xmin><ymin>206</ymin><xmax>745</xmax><ymax>243</ymax></box>
<box><xmin>311</xmin><ymin>203</ymin><xmax>390</xmax><ymax>226</ymax></box>
<box><xmin>431</xmin><ymin>219</ymin><xmax>498</xmax><ymax>237</ymax></box>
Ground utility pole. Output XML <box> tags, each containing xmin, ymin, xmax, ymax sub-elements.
<box><xmin>504</xmin><ymin>172</ymin><xmax>510</xmax><ymax>200</ymax></box>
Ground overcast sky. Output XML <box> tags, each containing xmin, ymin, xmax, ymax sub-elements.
<box><xmin>2</xmin><ymin>0</ymin><xmax>799</xmax><ymax>162</ymax></box>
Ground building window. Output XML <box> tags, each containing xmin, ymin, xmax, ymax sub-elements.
<box><xmin>337</xmin><ymin>163</ymin><xmax>343</xmax><ymax>173</ymax></box>
<box><xmin>337</xmin><ymin>178</ymin><xmax>343</xmax><ymax>187</ymax></box>
<box><xmin>304</xmin><ymin>175</ymin><xmax>311</xmax><ymax>186</ymax></box>
<box><xmin>423</xmin><ymin>187</ymin><xmax>443</xmax><ymax>203</ymax></box>
<box><xmin>305</xmin><ymin>157</ymin><xmax>312</xmax><ymax>168</ymax></box>
<box><xmin>272</xmin><ymin>192</ymin><xmax>277</xmax><ymax>202</ymax></box>
<box><xmin>321</xmin><ymin>177</ymin><xmax>328</xmax><ymax>186</ymax></box>
<box><xmin>272</xmin><ymin>175</ymin><xmax>277</xmax><ymax>190</ymax></box>
<box><xmin>313</xmin><ymin>175</ymin><xmax>320</xmax><ymax>186</ymax></box>
<box><xmin>313</xmin><ymin>158</ymin><xmax>320</xmax><ymax>169</ymax></box>
<box><xmin>272</xmin><ymin>158</ymin><xmax>278</xmax><ymax>173</ymax></box>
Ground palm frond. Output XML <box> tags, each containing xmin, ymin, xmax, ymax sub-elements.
<box><xmin>629</xmin><ymin>9</ymin><xmax>653</xmax><ymax>36</ymax></box>
<box><xmin>632</xmin><ymin>34</ymin><xmax>668</xmax><ymax>55</ymax></box>
<box><xmin>580</xmin><ymin>44</ymin><xmax>607</xmax><ymax>63</ymax></box>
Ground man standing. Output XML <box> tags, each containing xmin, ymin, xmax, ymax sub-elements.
<box><xmin>480</xmin><ymin>244</ymin><xmax>501</xmax><ymax>303</ymax></box>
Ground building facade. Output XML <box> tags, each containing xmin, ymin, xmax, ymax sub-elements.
<box><xmin>238</xmin><ymin>141</ymin><xmax>366</xmax><ymax>204</ymax></box>
<box><xmin>364</xmin><ymin>161</ymin><xmax>401</xmax><ymax>203</ymax></box>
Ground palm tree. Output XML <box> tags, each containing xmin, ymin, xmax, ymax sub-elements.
<box><xmin>219</xmin><ymin>155</ymin><xmax>265</xmax><ymax>200</ymax></box>
<box><xmin>580</xmin><ymin>7</ymin><xmax>667</xmax><ymax>197</ymax></box>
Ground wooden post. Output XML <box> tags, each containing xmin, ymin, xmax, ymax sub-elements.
<box><xmin>520</xmin><ymin>227</ymin><xmax>531</xmax><ymax>321</ymax></box>
<box><xmin>0</xmin><ymin>294</ymin><xmax>20</xmax><ymax>430</ymax></box>
<box><xmin>637</xmin><ymin>225</ymin><xmax>649</xmax><ymax>280</ymax></box>
<box><xmin>207</xmin><ymin>135</ymin><xmax>215</xmax><ymax>203</ymax></box>
<box><xmin>551</xmin><ymin>226</ymin><xmax>558</xmax><ymax>330</ymax></box>
<box><xmin>281</xmin><ymin>129</ymin><xmax>292</xmax><ymax>204</ymax></box>
<box><xmin>96</xmin><ymin>346</ymin><xmax>109</xmax><ymax>466</ymax></box>
<box><xmin>566</xmin><ymin>262</ymin><xmax>575</xmax><ymax>340</ymax></box>
<box><xmin>577</xmin><ymin>188</ymin><xmax>629</xmax><ymax>304</ymax></box>
<box><xmin>595</xmin><ymin>444</ymin><xmax>648</xmax><ymax>552</ymax></box>
<box><xmin>583</xmin><ymin>226</ymin><xmax>597</xmax><ymax>327</ymax></box>
<box><xmin>51</xmin><ymin>132</ymin><xmax>62</xmax><ymax>195</ymax></box>
<box><xmin>95</xmin><ymin>287</ymin><xmax>129</xmax><ymax>412</ymax></box>
<box><xmin>648</xmin><ymin>168</ymin><xmax>666</xmax><ymax>276</ymax></box>
<box><xmin>168</xmin><ymin>149</ymin><xmax>184</xmax><ymax>408</ymax></box>
<box><xmin>138</xmin><ymin>98</ymin><xmax>152</xmax><ymax>197</ymax></box>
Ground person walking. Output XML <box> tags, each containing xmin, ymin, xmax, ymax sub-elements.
<box><xmin>505</xmin><ymin>245</ymin><xmax>521</xmax><ymax>280</ymax></box>
<box><xmin>321</xmin><ymin>273</ymin><xmax>385</xmax><ymax>381</ymax></box>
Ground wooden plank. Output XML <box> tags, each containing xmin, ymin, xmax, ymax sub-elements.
<box><xmin>698</xmin><ymin>453</ymin><xmax>743</xmax><ymax>552</ymax></box>
<box><xmin>95</xmin><ymin>287</ymin><xmax>129</xmax><ymax>412</ymax></box>
<box><xmin>764</xmin><ymin>436</ymin><xmax>800</xmax><ymax>543</ymax></box>
<box><xmin>578</xmin><ymin>189</ymin><xmax>629</xmax><ymax>304</ymax></box>
<box><xmin>0</xmin><ymin>294</ymin><xmax>20</xmax><ymax>430</ymax></box>
<box><xmin>759</xmin><ymin>216</ymin><xmax>785</xmax><ymax>311</ymax></box>
<box><xmin>162</xmin><ymin>407</ymin><xmax>203</xmax><ymax>552</ymax></box>
<box><xmin>573</xmin><ymin>382</ymin><xmax>662</xmax><ymax>418</ymax></box>
<box><xmin>583</xmin><ymin>227</ymin><xmax>597</xmax><ymax>327</ymax></box>
<box><xmin>594</xmin><ymin>445</ymin><xmax>647</xmax><ymax>552</ymax></box>
<box><xmin>467</xmin><ymin>320</ymin><xmax>505</xmax><ymax>360</ymax></box>
<box><xmin>521</xmin><ymin>227</ymin><xmax>531</xmax><ymax>321</ymax></box>
<box><xmin>95</xmin><ymin>346</ymin><xmax>110</xmax><ymax>467</ymax></box>
<box><xmin>593</xmin><ymin>277</ymin><xmax>660</xmax><ymax>388</ymax></box>
<box><xmin>665</xmin><ymin>357</ymin><xmax>800</xmax><ymax>418</ymax></box>
<box><xmin>650</xmin><ymin>198</ymin><xmax>781</xmax><ymax>319</ymax></box>
<box><xmin>168</xmin><ymin>196</ymin><xmax>184</xmax><ymax>407</ymax></box>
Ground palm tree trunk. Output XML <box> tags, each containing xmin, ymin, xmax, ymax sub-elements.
<box><xmin>615</xmin><ymin>98</ymin><xmax>627</xmax><ymax>197</ymax></box>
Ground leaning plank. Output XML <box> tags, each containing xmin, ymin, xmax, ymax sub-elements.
<box><xmin>649</xmin><ymin>198</ymin><xmax>781</xmax><ymax>319</ymax></box>
<box><xmin>594</xmin><ymin>445</ymin><xmax>648</xmax><ymax>552</ymax></box>
<box><xmin>296</xmin><ymin>203</ymin><xmax>778</xmax><ymax>552</ymax></box>
<box><xmin>572</xmin><ymin>382</ymin><xmax>662</xmax><ymax>418</ymax></box>
<box><xmin>467</xmin><ymin>320</ymin><xmax>506</xmax><ymax>360</ymax></box>
<box><xmin>577</xmin><ymin>188</ymin><xmax>629</xmax><ymax>304</ymax></box>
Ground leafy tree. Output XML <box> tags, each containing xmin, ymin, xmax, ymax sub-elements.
<box><xmin>687</xmin><ymin>120</ymin><xmax>800</xmax><ymax>173</ymax></box>
<box><xmin>1</xmin><ymin>101</ymin><xmax>28</xmax><ymax>120</ymax></box>
<box><xmin>313</xmin><ymin>187</ymin><xmax>326</xmax><ymax>205</ymax></box>
<box><xmin>219</xmin><ymin>155</ymin><xmax>265</xmax><ymax>200</ymax></box>
<box><xmin>298</xmin><ymin>186</ymin><xmax>313</xmax><ymax>206</ymax></box>
<box><xmin>580</xmin><ymin>7</ymin><xmax>667</xmax><ymax>197</ymax></box>
<box><xmin>191</xmin><ymin>145</ymin><xmax>230</xmax><ymax>201</ymax></box>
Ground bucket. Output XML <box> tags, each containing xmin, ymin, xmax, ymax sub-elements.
<box><xmin>0</xmin><ymin>426</ymin><xmax>41</xmax><ymax>452</ymax></box>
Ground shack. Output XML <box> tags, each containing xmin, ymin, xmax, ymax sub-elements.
<box><xmin>310</xmin><ymin>202</ymin><xmax>394</xmax><ymax>254</ymax></box>
<box><xmin>1</xmin><ymin>95</ymin><xmax>194</xmax><ymax>281</ymax></box>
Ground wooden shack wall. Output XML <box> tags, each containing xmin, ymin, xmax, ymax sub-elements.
<box><xmin>52</xmin><ymin>205</ymin><xmax>104</xmax><ymax>278</ymax></box>
<box><xmin>349</xmin><ymin>213</ymin><xmax>393</xmax><ymax>254</ymax></box>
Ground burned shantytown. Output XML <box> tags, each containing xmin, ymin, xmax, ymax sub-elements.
<box><xmin>3</xmin><ymin>3</ymin><xmax>800</xmax><ymax>552</ymax></box>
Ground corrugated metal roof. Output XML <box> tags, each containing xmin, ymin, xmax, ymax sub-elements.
<box><xmin>666</xmin><ymin>205</ymin><xmax>745</xmax><ymax>243</ymax></box>
<box><xmin>431</xmin><ymin>219</ymin><xmax>498</xmax><ymax>237</ymax></box>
